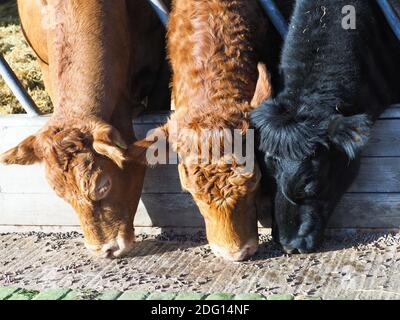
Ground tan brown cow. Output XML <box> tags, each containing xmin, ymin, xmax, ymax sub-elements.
<box><xmin>134</xmin><ymin>0</ymin><xmax>272</xmax><ymax>261</ymax></box>
<box><xmin>0</xmin><ymin>0</ymin><xmax>170</xmax><ymax>258</ymax></box>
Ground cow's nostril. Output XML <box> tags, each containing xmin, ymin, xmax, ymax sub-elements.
<box><xmin>281</xmin><ymin>237</ymin><xmax>315</xmax><ymax>254</ymax></box>
<box><xmin>104</xmin><ymin>248</ymin><xmax>116</xmax><ymax>259</ymax></box>
<box><xmin>282</xmin><ymin>246</ymin><xmax>297</xmax><ymax>255</ymax></box>
<box><xmin>85</xmin><ymin>235</ymin><xmax>135</xmax><ymax>259</ymax></box>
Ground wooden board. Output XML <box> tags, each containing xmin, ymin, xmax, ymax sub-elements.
<box><xmin>364</xmin><ymin>120</ymin><xmax>400</xmax><ymax>156</ymax></box>
<box><xmin>3</xmin><ymin>159</ymin><xmax>400</xmax><ymax>194</ymax></box>
<box><xmin>0</xmin><ymin>107</ymin><xmax>400</xmax><ymax>230</ymax></box>
<box><xmin>0</xmin><ymin>192</ymin><xmax>399</xmax><ymax>229</ymax></box>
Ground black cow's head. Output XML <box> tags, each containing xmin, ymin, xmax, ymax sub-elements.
<box><xmin>250</xmin><ymin>100</ymin><xmax>372</xmax><ymax>253</ymax></box>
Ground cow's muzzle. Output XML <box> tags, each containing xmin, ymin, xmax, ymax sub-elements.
<box><xmin>85</xmin><ymin>235</ymin><xmax>135</xmax><ymax>259</ymax></box>
<box><xmin>210</xmin><ymin>239</ymin><xmax>258</xmax><ymax>262</ymax></box>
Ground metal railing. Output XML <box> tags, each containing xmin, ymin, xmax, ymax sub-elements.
<box><xmin>258</xmin><ymin>0</ymin><xmax>288</xmax><ymax>39</ymax></box>
<box><xmin>377</xmin><ymin>0</ymin><xmax>400</xmax><ymax>41</ymax></box>
<box><xmin>147</xmin><ymin>0</ymin><xmax>169</xmax><ymax>27</ymax></box>
<box><xmin>0</xmin><ymin>54</ymin><xmax>41</xmax><ymax>116</ymax></box>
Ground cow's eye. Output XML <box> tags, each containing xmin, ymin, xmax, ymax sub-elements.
<box><xmin>266</xmin><ymin>153</ymin><xmax>279</xmax><ymax>161</ymax></box>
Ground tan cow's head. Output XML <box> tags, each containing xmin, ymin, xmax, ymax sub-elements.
<box><xmin>131</xmin><ymin>64</ymin><xmax>271</xmax><ymax>261</ymax></box>
<box><xmin>0</xmin><ymin>119</ymin><xmax>146</xmax><ymax>259</ymax></box>
<box><xmin>132</xmin><ymin>122</ymin><xmax>262</xmax><ymax>262</ymax></box>
<box><xmin>179</xmin><ymin>157</ymin><xmax>262</xmax><ymax>262</ymax></box>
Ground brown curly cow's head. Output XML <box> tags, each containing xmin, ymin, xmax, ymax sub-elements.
<box><xmin>0</xmin><ymin>119</ymin><xmax>146</xmax><ymax>259</ymax></box>
<box><xmin>131</xmin><ymin>110</ymin><xmax>264</xmax><ymax>262</ymax></box>
<box><xmin>129</xmin><ymin>61</ymin><xmax>271</xmax><ymax>261</ymax></box>
<box><xmin>178</xmin><ymin>157</ymin><xmax>261</xmax><ymax>261</ymax></box>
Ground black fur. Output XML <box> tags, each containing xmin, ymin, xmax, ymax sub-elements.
<box><xmin>251</xmin><ymin>0</ymin><xmax>400</xmax><ymax>253</ymax></box>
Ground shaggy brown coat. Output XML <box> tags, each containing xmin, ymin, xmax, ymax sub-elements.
<box><xmin>136</xmin><ymin>0</ymin><xmax>272</xmax><ymax>261</ymax></box>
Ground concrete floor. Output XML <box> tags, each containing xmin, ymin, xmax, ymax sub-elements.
<box><xmin>0</xmin><ymin>230</ymin><xmax>399</xmax><ymax>300</ymax></box>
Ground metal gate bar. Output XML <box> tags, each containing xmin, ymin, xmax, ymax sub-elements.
<box><xmin>0</xmin><ymin>54</ymin><xmax>41</xmax><ymax>116</ymax></box>
<box><xmin>147</xmin><ymin>0</ymin><xmax>169</xmax><ymax>27</ymax></box>
<box><xmin>377</xmin><ymin>0</ymin><xmax>400</xmax><ymax>41</ymax></box>
<box><xmin>258</xmin><ymin>0</ymin><xmax>288</xmax><ymax>39</ymax></box>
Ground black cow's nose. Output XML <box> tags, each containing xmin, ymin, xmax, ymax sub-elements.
<box><xmin>282</xmin><ymin>245</ymin><xmax>308</xmax><ymax>255</ymax></box>
<box><xmin>282</xmin><ymin>245</ymin><xmax>298</xmax><ymax>255</ymax></box>
<box><xmin>281</xmin><ymin>237</ymin><xmax>314</xmax><ymax>254</ymax></box>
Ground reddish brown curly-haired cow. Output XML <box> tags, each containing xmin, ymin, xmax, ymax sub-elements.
<box><xmin>135</xmin><ymin>0</ymin><xmax>272</xmax><ymax>261</ymax></box>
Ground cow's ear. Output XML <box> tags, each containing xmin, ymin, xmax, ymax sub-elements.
<box><xmin>128</xmin><ymin>125</ymin><xmax>169</xmax><ymax>165</ymax></box>
<box><xmin>328</xmin><ymin>114</ymin><xmax>372</xmax><ymax>160</ymax></box>
<box><xmin>91</xmin><ymin>123</ymin><xmax>128</xmax><ymax>169</ymax></box>
<box><xmin>0</xmin><ymin>135</ymin><xmax>42</xmax><ymax>165</ymax></box>
<box><xmin>251</xmin><ymin>63</ymin><xmax>272</xmax><ymax>108</ymax></box>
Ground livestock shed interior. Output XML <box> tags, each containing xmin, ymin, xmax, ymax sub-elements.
<box><xmin>1</xmin><ymin>106</ymin><xmax>400</xmax><ymax>232</ymax></box>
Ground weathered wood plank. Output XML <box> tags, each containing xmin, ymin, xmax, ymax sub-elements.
<box><xmin>0</xmin><ymin>192</ymin><xmax>399</xmax><ymax>228</ymax></box>
<box><xmin>1</xmin><ymin>110</ymin><xmax>400</xmax><ymax>155</ymax></box>
<box><xmin>1</xmin><ymin>109</ymin><xmax>400</xmax><ymax>230</ymax></box>
<box><xmin>380</xmin><ymin>106</ymin><xmax>400</xmax><ymax>119</ymax></box>
<box><xmin>364</xmin><ymin>120</ymin><xmax>400</xmax><ymax>156</ymax></box>
<box><xmin>0</xmin><ymin>192</ymin><xmax>78</xmax><ymax>226</ymax></box>
<box><xmin>133</xmin><ymin>124</ymin><xmax>165</xmax><ymax>140</ymax></box>
<box><xmin>2</xmin><ymin>157</ymin><xmax>399</xmax><ymax>194</ymax></box>
<box><xmin>348</xmin><ymin>158</ymin><xmax>400</xmax><ymax>193</ymax></box>
<box><xmin>139</xmin><ymin>194</ymin><xmax>203</xmax><ymax>227</ymax></box>
<box><xmin>330</xmin><ymin>193</ymin><xmax>400</xmax><ymax>229</ymax></box>
<box><xmin>0</xmin><ymin>164</ymin><xmax>183</xmax><ymax>194</ymax></box>
<box><xmin>145</xmin><ymin>158</ymin><xmax>400</xmax><ymax>194</ymax></box>
<box><xmin>132</xmin><ymin>112</ymin><xmax>169</xmax><ymax>124</ymax></box>
<box><xmin>1</xmin><ymin>115</ymin><xmax>399</xmax><ymax>156</ymax></box>
<box><xmin>0</xmin><ymin>164</ymin><xmax>52</xmax><ymax>194</ymax></box>
<box><xmin>116</xmin><ymin>158</ymin><xmax>400</xmax><ymax>194</ymax></box>
<box><xmin>0</xmin><ymin>193</ymin><xmax>203</xmax><ymax>227</ymax></box>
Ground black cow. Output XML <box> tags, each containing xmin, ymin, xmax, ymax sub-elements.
<box><xmin>251</xmin><ymin>0</ymin><xmax>400</xmax><ymax>254</ymax></box>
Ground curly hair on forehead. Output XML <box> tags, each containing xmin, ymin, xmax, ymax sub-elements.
<box><xmin>38</xmin><ymin>126</ymin><xmax>93</xmax><ymax>171</ymax></box>
<box><xmin>32</xmin><ymin>117</ymin><xmax>128</xmax><ymax>172</ymax></box>
<box><xmin>172</xmin><ymin>110</ymin><xmax>259</xmax><ymax>210</ymax></box>
<box><xmin>170</xmin><ymin>112</ymin><xmax>252</xmax><ymax>159</ymax></box>
<box><xmin>182</xmin><ymin>156</ymin><xmax>259</xmax><ymax>209</ymax></box>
